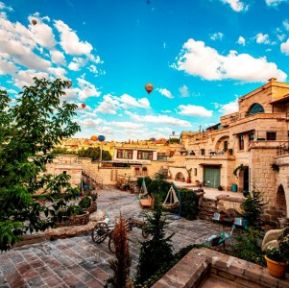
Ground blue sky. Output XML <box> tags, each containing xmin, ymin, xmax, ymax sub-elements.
<box><xmin>1</xmin><ymin>0</ymin><xmax>289</xmax><ymax>140</ymax></box>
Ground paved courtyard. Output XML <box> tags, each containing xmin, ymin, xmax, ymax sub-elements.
<box><xmin>0</xmin><ymin>189</ymin><xmax>223</xmax><ymax>288</ymax></box>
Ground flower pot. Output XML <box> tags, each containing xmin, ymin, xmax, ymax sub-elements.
<box><xmin>265</xmin><ymin>256</ymin><xmax>287</xmax><ymax>278</ymax></box>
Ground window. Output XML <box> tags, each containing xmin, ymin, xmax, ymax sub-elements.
<box><xmin>116</xmin><ymin>149</ymin><xmax>133</xmax><ymax>159</ymax></box>
<box><xmin>63</xmin><ymin>171</ymin><xmax>67</xmax><ymax>174</ymax></box>
<box><xmin>223</xmin><ymin>141</ymin><xmax>228</xmax><ymax>152</ymax></box>
<box><xmin>194</xmin><ymin>168</ymin><xmax>197</xmax><ymax>176</ymax></box>
<box><xmin>247</xmin><ymin>103</ymin><xmax>264</xmax><ymax>116</ymax></box>
<box><xmin>137</xmin><ymin>150</ymin><xmax>153</xmax><ymax>160</ymax></box>
<box><xmin>266</xmin><ymin>131</ymin><xmax>276</xmax><ymax>141</ymax></box>
<box><xmin>248</xmin><ymin>131</ymin><xmax>255</xmax><ymax>142</ymax></box>
<box><xmin>135</xmin><ymin>167</ymin><xmax>141</xmax><ymax>176</ymax></box>
<box><xmin>157</xmin><ymin>152</ymin><xmax>167</xmax><ymax>160</ymax></box>
<box><xmin>239</xmin><ymin>134</ymin><xmax>244</xmax><ymax>150</ymax></box>
<box><xmin>201</xmin><ymin>149</ymin><xmax>205</xmax><ymax>156</ymax></box>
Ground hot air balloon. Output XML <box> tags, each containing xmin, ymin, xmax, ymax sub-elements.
<box><xmin>90</xmin><ymin>135</ymin><xmax>98</xmax><ymax>141</ymax></box>
<box><xmin>31</xmin><ymin>19</ymin><xmax>38</xmax><ymax>25</ymax></box>
<box><xmin>145</xmin><ymin>83</ymin><xmax>154</xmax><ymax>94</ymax></box>
<box><xmin>98</xmin><ymin>135</ymin><xmax>105</xmax><ymax>142</ymax></box>
<box><xmin>81</xmin><ymin>103</ymin><xmax>86</xmax><ymax>109</ymax></box>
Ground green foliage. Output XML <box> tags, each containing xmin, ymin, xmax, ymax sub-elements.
<box><xmin>0</xmin><ymin>78</ymin><xmax>80</xmax><ymax>250</ymax></box>
<box><xmin>241</xmin><ymin>191</ymin><xmax>265</xmax><ymax>228</ymax></box>
<box><xmin>266</xmin><ymin>247</ymin><xmax>286</xmax><ymax>263</ymax></box>
<box><xmin>136</xmin><ymin>202</ymin><xmax>174</xmax><ymax>284</ymax></box>
<box><xmin>229</xmin><ymin>228</ymin><xmax>265</xmax><ymax>266</ymax></box>
<box><xmin>77</xmin><ymin>147</ymin><xmax>112</xmax><ymax>161</ymax></box>
<box><xmin>79</xmin><ymin>196</ymin><xmax>92</xmax><ymax>209</ymax></box>
<box><xmin>107</xmin><ymin>214</ymin><xmax>131</xmax><ymax>288</ymax></box>
<box><xmin>279</xmin><ymin>228</ymin><xmax>289</xmax><ymax>262</ymax></box>
<box><xmin>178</xmin><ymin>189</ymin><xmax>199</xmax><ymax>220</ymax></box>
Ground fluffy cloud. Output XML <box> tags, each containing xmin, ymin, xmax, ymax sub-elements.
<box><xmin>50</xmin><ymin>50</ymin><xmax>66</xmax><ymax>65</ymax></box>
<box><xmin>28</xmin><ymin>16</ymin><xmax>56</xmax><ymax>48</ymax></box>
<box><xmin>265</xmin><ymin>0</ymin><xmax>288</xmax><ymax>6</ymax></box>
<box><xmin>0</xmin><ymin>56</ymin><xmax>17</xmax><ymax>75</ymax></box>
<box><xmin>77</xmin><ymin>77</ymin><xmax>101</xmax><ymax>99</ymax></box>
<box><xmin>178</xmin><ymin>104</ymin><xmax>213</xmax><ymax>117</ymax></box>
<box><xmin>216</xmin><ymin>100</ymin><xmax>239</xmax><ymax>115</ymax></box>
<box><xmin>210</xmin><ymin>32</ymin><xmax>224</xmax><ymax>41</ymax></box>
<box><xmin>127</xmin><ymin>112</ymin><xmax>191</xmax><ymax>127</ymax></box>
<box><xmin>13</xmin><ymin>69</ymin><xmax>49</xmax><ymax>88</ymax></box>
<box><xmin>281</xmin><ymin>38</ymin><xmax>289</xmax><ymax>54</ymax></box>
<box><xmin>68</xmin><ymin>57</ymin><xmax>86</xmax><ymax>71</ymax></box>
<box><xmin>54</xmin><ymin>20</ymin><xmax>93</xmax><ymax>55</ymax></box>
<box><xmin>220</xmin><ymin>0</ymin><xmax>248</xmax><ymax>12</ymax></box>
<box><xmin>174</xmin><ymin>38</ymin><xmax>286</xmax><ymax>82</ymax></box>
<box><xmin>237</xmin><ymin>36</ymin><xmax>246</xmax><ymax>46</ymax></box>
<box><xmin>179</xmin><ymin>85</ymin><xmax>189</xmax><ymax>97</ymax></box>
<box><xmin>157</xmin><ymin>88</ymin><xmax>173</xmax><ymax>99</ymax></box>
<box><xmin>96</xmin><ymin>93</ymin><xmax>150</xmax><ymax>114</ymax></box>
<box><xmin>111</xmin><ymin>121</ymin><xmax>144</xmax><ymax>130</ymax></box>
<box><xmin>256</xmin><ymin>33</ymin><xmax>270</xmax><ymax>44</ymax></box>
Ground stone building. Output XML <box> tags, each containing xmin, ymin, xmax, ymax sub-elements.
<box><xmin>173</xmin><ymin>78</ymin><xmax>289</xmax><ymax>221</ymax></box>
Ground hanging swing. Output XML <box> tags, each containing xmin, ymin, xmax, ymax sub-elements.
<box><xmin>139</xmin><ymin>178</ymin><xmax>154</xmax><ymax>209</ymax></box>
<box><xmin>162</xmin><ymin>185</ymin><xmax>180</xmax><ymax>210</ymax></box>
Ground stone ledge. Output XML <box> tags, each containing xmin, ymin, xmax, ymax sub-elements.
<box><xmin>152</xmin><ymin>248</ymin><xmax>289</xmax><ymax>288</ymax></box>
<box><xmin>14</xmin><ymin>210</ymin><xmax>105</xmax><ymax>248</ymax></box>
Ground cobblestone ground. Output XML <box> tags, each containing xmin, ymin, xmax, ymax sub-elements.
<box><xmin>0</xmin><ymin>189</ymin><xmax>223</xmax><ymax>288</ymax></box>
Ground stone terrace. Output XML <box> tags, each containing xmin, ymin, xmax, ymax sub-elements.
<box><xmin>0</xmin><ymin>189</ymin><xmax>223</xmax><ymax>288</ymax></box>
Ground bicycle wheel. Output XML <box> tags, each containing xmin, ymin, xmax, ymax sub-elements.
<box><xmin>91</xmin><ymin>222</ymin><xmax>109</xmax><ymax>244</ymax></box>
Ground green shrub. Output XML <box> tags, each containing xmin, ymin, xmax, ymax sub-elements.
<box><xmin>279</xmin><ymin>228</ymin><xmax>289</xmax><ymax>262</ymax></box>
<box><xmin>178</xmin><ymin>189</ymin><xmax>199</xmax><ymax>220</ymax></box>
<box><xmin>229</xmin><ymin>228</ymin><xmax>265</xmax><ymax>266</ymax></box>
<box><xmin>79</xmin><ymin>196</ymin><xmax>91</xmax><ymax>209</ymax></box>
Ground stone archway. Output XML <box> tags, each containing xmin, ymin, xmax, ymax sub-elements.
<box><xmin>175</xmin><ymin>172</ymin><xmax>185</xmax><ymax>182</ymax></box>
<box><xmin>276</xmin><ymin>185</ymin><xmax>287</xmax><ymax>217</ymax></box>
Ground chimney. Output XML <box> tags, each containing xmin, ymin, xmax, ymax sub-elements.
<box><xmin>268</xmin><ymin>77</ymin><xmax>277</xmax><ymax>83</ymax></box>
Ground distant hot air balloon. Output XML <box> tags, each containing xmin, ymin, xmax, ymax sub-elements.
<box><xmin>98</xmin><ymin>135</ymin><xmax>105</xmax><ymax>142</ymax></box>
<box><xmin>90</xmin><ymin>135</ymin><xmax>98</xmax><ymax>141</ymax></box>
<box><xmin>31</xmin><ymin>19</ymin><xmax>38</xmax><ymax>25</ymax></box>
<box><xmin>145</xmin><ymin>83</ymin><xmax>154</xmax><ymax>94</ymax></box>
<box><xmin>81</xmin><ymin>103</ymin><xmax>86</xmax><ymax>109</ymax></box>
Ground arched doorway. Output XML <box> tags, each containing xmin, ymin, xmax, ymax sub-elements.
<box><xmin>276</xmin><ymin>185</ymin><xmax>287</xmax><ymax>217</ymax></box>
<box><xmin>175</xmin><ymin>172</ymin><xmax>185</xmax><ymax>182</ymax></box>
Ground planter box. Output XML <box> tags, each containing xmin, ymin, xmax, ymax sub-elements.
<box><xmin>55</xmin><ymin>211</ymin><xmax>90</xmax><ymax>227</ymax></box>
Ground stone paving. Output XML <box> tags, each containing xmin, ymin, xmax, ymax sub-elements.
<box><xmin>0</xmin><ymin>189</ymin><xmax>223</xmax><ymax>288</ymax></box>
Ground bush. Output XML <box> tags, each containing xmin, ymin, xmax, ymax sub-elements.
<box><xmin>178</xmin><ymin>189</ymin><xmax>199</xmax><ymax>220</ymax></box>
<box><xmin>79</xmin><ymin>196</ymin><xmax>91</xmax><ymax>209</ymax></box>
<box><xmin>229</xmin><ymin>228</ymin><xmax>265</xmax><ymax>266</ymax></box>
<box><xmin>136</xmin><ymin>202</ymin><xmax>174</xmax><ymax>284</ymax></box>
<box><xmin>241</xmin><ymin>191</ymin><xmax>265</xmax><ymax>228</ymax></box>
<box><xmin>279</xmin><ymin>228</ymin><xmax>289</xmax><ymax>262</ymax></box>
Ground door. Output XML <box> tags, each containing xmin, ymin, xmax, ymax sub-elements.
<box><xmin>243</xmin><ymin>166</ymin><xmax>249</xmax><ymax>193</ymax></box>
<box><xmin>204</xmin><ymin>166</ymin><xmax>220</xmax><ymax>188</ymax></box>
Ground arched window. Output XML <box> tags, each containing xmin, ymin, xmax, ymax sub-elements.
<box><xmin>247</xmin><ymin>103</ymin><xmax>264</xmax><ymax>116</ymax></box>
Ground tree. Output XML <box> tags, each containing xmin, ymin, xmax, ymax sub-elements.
<box><xmin>106</xmin><ymin>214</ymin><xmax>131</xmax><ymax>288</ymax></box>
<box><xmin>77</xmin><ymin>147</ymin><xmax>112</xmax><ymax>161</ymax></box>
<box><xmin>136</xmin><ymin>202</ymin><xmax>174</xmax><ymax>284</ymax></box>
<box><xmin>0</xmin><ymin>78</ymin><xmax>80</xmax><ymax>250</ymax></box>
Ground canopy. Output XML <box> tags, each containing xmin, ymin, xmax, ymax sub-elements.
<box><xmin>162</xmin><ymin>185</ymin><xmax>180</xmax><ymax>210</ymax></box>
<box><xmin>139</xmin><ymin>178</ymin><xmax>148</xmax><ymax>198</ymax></box>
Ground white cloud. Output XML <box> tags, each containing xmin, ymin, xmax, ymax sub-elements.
<box><xmin>79</xmin><ymin>118</ymin><xmax>103</xmax><ymax>128</ymax></box>
<box><xmin>48</xmin><ymin>67</ymin><xmax>66</xmax><ymax>78</ymax></box>
<box><xmin>178</xmin><ymin>104</ymin><xmax>213</xmax><ymax>117</ymax></box>
<box><xmin>95</xmin><ymin>94</ymin><xmax>119</xmax><ymax>114</ymax></box>
<box><xmin>179</xmin><ymin>85</ymin><xmax>189</xmax><ymax>97</ymax></box>
<box><xmin>174</xmin><ymin>38</ymin><xmax>286</xmax><ymax>82</ymax></box>
<box><xmin>28</xmin><ymin>16</ymin><xmax>55</xmax><ymax>48</ymax></box>
<box><xmin>210</xmin><ymin>32</ymin><xmax>224</xmax><ymax>41</ymax></box>
<box><xmin>77</xmin><ymin>77</ymin><xmax>101</xmax><ymax>99</ymax></box>
<box><xmin>281</xmin><ymin>38</ymin><xmax>289</xmax><ymax>54</ymax></box>
<box><xmin>256</xmin><ymin>33</ymin><xmax>270</xmax><ymax>44</ymax></box>
<box><xmin>220</xmin><ymin>0</ymin><xmax>248</xmax><ymax>12</ymax></box>
<box><xmin>237</xmin><ymin>36</ymin><xmax>246</xmax><ymax>46</ymax></box>
<box><xmin>13</xmin><ymin>69</ymin><xmax>49</xmax><ymax>88</ymax></box>
<box><xmin>157</xmin><ymin>88</ymin><xmax>173</xmax><ymax>99</ymax></box>
<box><xmin>0</xmin><ymin>56</ymin><xmax>17</xmax><ymax>75</ymax></box>
<box><xmin>120</xmin><ymin>94</ymin><xmax>150</xmax><ymax>109</ymax></box>
<box><xmin>111</xmin><ymin>121</ymin><xmax>144</xmax><ymax>130</ymax></box>
<box><xmin>216</xmin><ymin>100</ymin><xmax>239</xmax><ymax>115</ymax></box>
<box><xmin>283</xmin><ymin>19</ymin><xmax>289</xmax><ymax>31</ymax></box>
<box><xmin>265</xmin><ymin>0</ymin><xmax>288</xmax><ymax>6</ymax></box>
<box><xmin>127</xmin><ymin>112</ymin><xmax>191</xmax><ymax>127</ymax></box>
<box><xmin>54</xmin><ymin>20</ymin><xmax>93</xmax><ymax>55</ymax></box>
<box><xmin>68</xmin><ymin>57</ymin><xmax>86</xmax><ymax>71</ymax></box>
<box><xmin>50</xmin><ymin>50</ymin><xmax>66</xmax><ymax>65</ymax></box>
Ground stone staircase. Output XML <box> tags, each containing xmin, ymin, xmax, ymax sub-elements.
<box><xmin>198</xmin><ymin>197</ymin><xmax>218</xmax><ymax>220</ymax></box>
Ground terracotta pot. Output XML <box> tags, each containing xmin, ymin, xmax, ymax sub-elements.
<box><xmin>265</xmin><ymin>256</ymin><xmax>287</xmax><ymax>278</ymax></box>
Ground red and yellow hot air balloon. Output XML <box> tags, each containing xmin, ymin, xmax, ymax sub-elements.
<box><xmin>90</xmin><ymin>135</ymin><xmax>98</xmax><ymax>141</ymax></box>
<box><xmin>81</xmin><ymin>103</ymin><xmax>86</xmax><ymax>109</ymax></box>
<box><xmin>145</xmin><ymin>83</ymin><xmax>154</xmax><ymax>94</ymax></box>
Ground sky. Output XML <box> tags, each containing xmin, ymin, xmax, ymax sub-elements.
<box><xmin>1</xmin><ymin>0</ymin><xmax>289</xmax><ymax>140</ymax></box>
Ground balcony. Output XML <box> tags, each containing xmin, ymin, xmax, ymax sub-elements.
<box><xmin>186</xmin><ymin>149</ymin><xmax>235</xmax><ymax>160</ymax></box>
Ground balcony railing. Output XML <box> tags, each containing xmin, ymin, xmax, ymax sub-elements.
<box><xmin>186</xmin><ymin>149</ymin><xmax>234</xmax><ymax>159</ymax></box>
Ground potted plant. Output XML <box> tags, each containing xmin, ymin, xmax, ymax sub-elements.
<box><xmin>265</xmin><ymin>247</ymin><xmax>287</xmax><ymax>278</ymax></box>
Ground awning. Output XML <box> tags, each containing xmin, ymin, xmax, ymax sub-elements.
<box><xmin>199</xmin><ymin>163</ymin><xmax>222</xmax><ymax>167</ymax></box>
